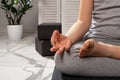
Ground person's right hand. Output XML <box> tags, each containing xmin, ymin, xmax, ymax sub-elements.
<box><xmin>50</xmin><ymin>30</ymin><xmax>72</xmax><ymax>55</ymax></box>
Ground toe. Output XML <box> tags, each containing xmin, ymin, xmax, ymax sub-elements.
<box><xmin>79</xmin><ymin>39</ymin><xmax>95</xmax><ymax>57</ymax></box>
<box><xmin>79</xmin><ymin>47</ymin><xmax>87</xmax><ymax>57</ymax></box>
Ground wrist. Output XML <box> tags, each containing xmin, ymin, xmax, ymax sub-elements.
<box><xmin>65</xmin><ymin>34</ymin><xmax>74</xmax><ymax>45</ymax></box>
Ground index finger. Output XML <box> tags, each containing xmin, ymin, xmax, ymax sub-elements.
<box><xmin>50</xmin><ymin>30</ymin><xmax>59</xmax><ymax>46</ymax></box>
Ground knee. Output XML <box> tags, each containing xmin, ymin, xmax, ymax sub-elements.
<box><xmin>54</xmin><ymin>53</ymin><xmax>65</xmax><ymax>72</ymax></box>
<box><xmin>54</xmin><ymin>42</ymin><xmax>82</xmax><ymax>75</ymax></box>
<box><xmin>54</xmin><ymin>51</ymin><xmax>79</xmax><ymax>75</ymax></box>
<box><xmin>54</xmin><ymin>51</ymin><xmax>72</xmax><ymax>74</ymax></box>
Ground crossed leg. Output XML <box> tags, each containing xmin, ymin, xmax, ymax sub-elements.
<box><xmin>79</xmin><ymin>39</ymin><xmax>120</xmax><ymax>59</ymax></box>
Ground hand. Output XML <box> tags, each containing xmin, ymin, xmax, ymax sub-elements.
<box><xmin>50</xmin><ymin>30</ymin><xmax>72</xmax><ymax>55</ymax></box>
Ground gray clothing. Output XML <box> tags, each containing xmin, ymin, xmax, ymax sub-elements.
<box><xmin>88</xmin><ymin>0</ymin><xmax>120</xmax><ymax>45</ymax></box>
<box><xmin>55</xmin><ymin>41</ymin><xmax>120</xmax><ymax>76</ymax></box>
<box><xmin>54</xmin><ymin>0</ymin><xmax>120</xmax><ymax>77</ymax></box>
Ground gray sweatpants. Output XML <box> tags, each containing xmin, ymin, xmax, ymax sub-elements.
<box><xmin>54</xmin><ymin>39</ymin><xmax>120</xmax><ymax>77</ymax></box>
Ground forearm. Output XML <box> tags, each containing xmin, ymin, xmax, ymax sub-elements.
<box><xmin>65</xmin><ymin>20</ymin><xmax>91</xmax><ymax>44</ymax></box>
<box><xmin>65</xmin><ymin>0</ymin><xmax>93</xmax><ymax>44</ymax></box>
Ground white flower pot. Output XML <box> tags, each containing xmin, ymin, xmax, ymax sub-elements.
<box><xmin>7</xmin><ymin>25</ymin><xmax>23</xmax><ymax>41</ymax></box>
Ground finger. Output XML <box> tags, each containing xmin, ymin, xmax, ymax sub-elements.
<box><xmin>50</xmin><ymin>30</ymin><xmax>60</xmax><ymax>46</ymax></box>
<box><xmin>56</xmin><ymin>47</ymin><xmax>65</xmax><ymax>55</ymax></box>
<box><xmin>50</xmin><ymin>47</ymin><xmax>59</xmax><ymax>52</ymax></box>
<box><xmin>65</xmin><ymin>40</ymin><xmax>72</xmax><ymax>51</ymax></box>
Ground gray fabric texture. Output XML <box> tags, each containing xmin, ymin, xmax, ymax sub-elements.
<box><xmin>88</xmin><ymin>0</ymin><xmax>120</xmax><ymax>45</ymax></box>
<box><xmin>54</xmin><ymin>41</ymin><xmax>120</xmax><ymax>77</ymax></box>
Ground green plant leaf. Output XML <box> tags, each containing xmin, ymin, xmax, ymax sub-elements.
<box><xmin>7</xmin><ymin>4</ymin><xmax>13</xmax><ymax>10</ymax></box>
<box><xmin>1</xmin><ymin>0</ymin><xmax>33</xmax><ymax>25</ymax></box>
<box><xmin>11</xmin><ymin>7</ymin><xmax>17</xmax><ymax>14</ymax></box>
<box><xmin>22</xmin><ymin>5</ymin><xmax>32</xmax><ymax>14</ymax></box>
<box><xmin>0</xmin><ymin>6</ymin><xmax>6</xmax><ymax>11</ymax></box>
<box><xmin>20</xmin><ymin>0</ymin><xmax>26</xmax><ymax>5</ymax></box>
<box><xmin>1</xmin><ymin>0</ymin><xmax>6</xmax><ymax>5</ymax></box>
<box><xmin>1</xmin><ymin>0</ymin><xmax>7</xmax><ymax>8</ymax></box>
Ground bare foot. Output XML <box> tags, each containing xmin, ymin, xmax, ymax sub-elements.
<box><xmin>79</xmin><ymin>39</ymin><xmax>116</xmax><ymax>58</ymax></box>
<box><xmin>79</xmin><ymin>39</ymin><xmax>120</xmax><ymax>59</ymax></box>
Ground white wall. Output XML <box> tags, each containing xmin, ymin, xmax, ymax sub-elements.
<box><xmin>38</xmin><ymin>0</ymin><xmax>61</xmax><ymax>24</ymax></box>
<box><xmin>0</xmin><ymin>0</ymin><xmax>38</xmax><ymax>33</ymax></box>
<box><xmin>0</xmin><ymin>3</ymin><xmax>7</xmax><ymax>33</ymax></box>
<box><xmin>62</xmin><ymin>0</ymin><xmax>80</xmax><ymax>34</ymax></box>
<box><xmin>38</xmin><ymin>0</ymin><xmax>80</xmax><ymax>34</ymax></box>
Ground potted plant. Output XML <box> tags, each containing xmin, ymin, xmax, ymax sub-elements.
<box><xmin>0</xmin><ymin>0</ymin><xmax>33</xmax><ymax>41</ymax></box>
